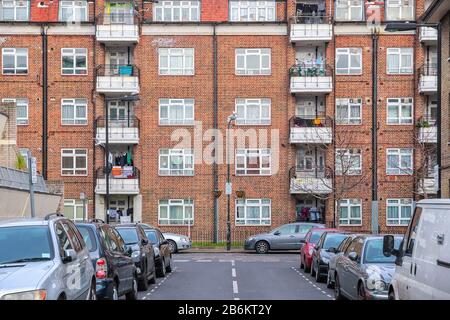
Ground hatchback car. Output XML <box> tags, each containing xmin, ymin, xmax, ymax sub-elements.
<box><xmin>115</xmin><ymin>224</ymin><xmax>156</xmax><ymax>291</ymax></box>
<box><xmin>300</xmin><ymin>228</ymin><xmax>336</xmax><ymax>272</ymax></box>
<box><xmin>140</xmin><ymin>224</ymin><xmax>172</xmax><ymax>277</ymax></box>
<box><xmin>162</xmin><ymin>232</ymin><xmax>192</xmax><ymax>253</ymax></box>
<box><xmin>333</xmin><ymin>235</ymin><xmax>402</xmax><ymax>300</ymax></box>
<box><xmin>244</xmin><ymin>223</ymin><xmax>324</xmax><ymax>254</ymax></box>
<box><xmin>76</xmin><ymin>220</ymin><xmax>138</xmax><ymax>300</ymax></box>
<box><xmin>0</xmin><ymin>214</ymin><xmax>96</xmax><ymax>300</ymax></box>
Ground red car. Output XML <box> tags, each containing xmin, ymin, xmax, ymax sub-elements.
<box><xmin>300</xmin><ymin>228</ymin><xmax>338</xmax><ymax>272</ymax></box>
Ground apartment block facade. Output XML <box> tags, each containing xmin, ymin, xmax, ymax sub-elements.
<box><xmin>0</xmin><ymin>0</ymin><xmax>439</xmax><ymax>240</ymax></box>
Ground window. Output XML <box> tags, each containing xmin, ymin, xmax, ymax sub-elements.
<box><xmin>159</xmin><ymin>48</ymin><xmax>194</xmax><ymax>75</ymax></box>
<box><xmin>235</xmin><ymin>98</ymin><xmax>271</xmax><ymax>125</ymax></box>
<box><xmin>2</xmin><ymin>98</ymin><xmax>28</xmax><ymax>125</ymax></box>
<box><xmin>153</xmin><ymin>1</ymin><xmax>200</xmax><ymax>22</ymax></box>
<box><xmin>386</xmin><ymin>199</ymin><xmax>413</xmax><ymax>226</ymax></box>
<box><xmin>235</xmin><ymin>49</ymin><xmax>271</xmax><ymax>76</ymax></box>
<box><xmin>336</xmin><ymin>48</ymin><xmax>362</xmax><ymax>75</ymax></box>
<box><xmin>335</xmin><ymin>149</ymin><xmax>362</xmax><ymax>175</ymax></box>
<box><xmin>19</xmin><ymin>148</ymin><xmax>29</xmax><ymax>168</ymax></box>
<box><xmin>387</xmin><ymin>98</ymin><xmax>413</xmax><ymax>124</ymax></box>
<box><xmin>0</xmin><ymin>0</ymin><xmax>29</xmax><ymax>21</ymax></box>
<box><xmin>236</xmin><ymin>149</ymin><xmax>271</xmax><ymax>175</ymax></box>
<box><xmin>236</xmin><ymin>199</ymin><xmax>271</xmax><ymax>226</ymax></box>
<box><xmin>386</xmin><ymin>148</ymin><xmax>413</xmax><ymax>175</ymax></box>
<box><xmin>61</xmin><ymin>48</ymin><xmax>87</xmax><ymax>75</ymax></box>
<box><xmin>230</xmin><ymin>1</ymin><xmax>275</xmax><ymax>22</ymax></box>
<box><xmin>404</xmin><ymin>207</ymin><xmax>422</xmax><ymax>256</ymax></box>
<box><xmin>61</xmin><ymin>149</ymin><xmax>88</xmax><ymax>176</ymax></box>
<box><xmin>159</xmin><ymin>149</ymin><xmax>194</xmax><ymax>176</ymax></box>
<box><xmin>335</xmin><ymin>0</ymin><xmax>364</xmax><ymax>21</ymax></box>
<box><xmin>158</xmin><ymin>199</ymin><xmax>194</xmax><ymax>225</ymax></box>
<box><xmin>61</xmin><ymin>99</ymin><xmax>88</xmax><ymax>125</ymax></box>
<box><xmin>336</xmin><ymin>98</ymin><xmax>362</xmax><ymax>125</ymax></box>
<box><xmin>159</xmin><ymin>98</ymin><xmax>194</xmax><ymax>125</ymax></box>
<box><xmin>59</xmin><ymin>0</ymin><xmax>88</xmax><ymax>22</ymax></box>
<box><xmin>387</xmin><ymin>48</ymin><xmax>413</xmax><ymax>74</ymax></box>
<box><xmin>64</xmin><ymin>199</ymin><xmax>86</xmax><ymax>221</ymax></box>
<box><xmin>339</xmin><ymin>199</ymin><xmax>362</xmax><ymax>226</ymax></box>
<box><xmin>386</xmin><ymin>0</ymin><xmax>414</xmax><ymax>21</ymax></box>
<box><xmin>2</xmin><ymin>48</ymin><xmax>28</xmax><ymax>75</ymax></box>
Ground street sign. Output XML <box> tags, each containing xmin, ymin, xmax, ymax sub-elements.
<box><xmin>31</xmin><ymin>157</ymin><xmax>37</xmax><ymax>184</ymax></box>
<box><xmin>225</xmin><ymin>182</ymin><xmax>232</xmax><ymax>195</ymax></box>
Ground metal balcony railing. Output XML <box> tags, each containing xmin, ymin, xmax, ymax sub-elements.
<box><xmin>96</xmin><ymin>64</ymin><xmax>140</xmax><ymax>77</ymax></box>
<box><xmin>419</xmin><ymin>63</ymin><xmax>438</xmax><ymax>76</ymax></box>
<box><xmin>289</xmin><ymin>115</ymin><xmax>333</xmax><ymax>128</ymax></box>
<box><xmin>290</xmin><ymin>14</ymin><xmax>331</xmax><ymax>25</ymax></box>
<box><xmin>96</xmin><ymin>13</ymin><xmax>139</xmax><ymax>25</ymax></box>
<box><xmin>289</xmin><ymin>62</ymin><xmax>333</xmax><ymax>77</ymax></box>
<box><xmin>95</xmin><ymin>115</ymin><xmax>140</xmax><ymax>130</ymax></box>
<box><xmin>96</xmin><ymin>166</ymin><xmax>139</xmax><ymax>179</ymax></box>
<box><xmin>289</xmin><ymin>165</ymin><xmax>333</xmax><ymax>180</ymax></box>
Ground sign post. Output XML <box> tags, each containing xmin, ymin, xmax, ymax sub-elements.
<box><xmin>28</xmin><ymin>153</ymin><xmax>36</xmax><ymax>218</ymax></box>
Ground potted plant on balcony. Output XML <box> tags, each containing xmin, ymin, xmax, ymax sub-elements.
<box><xmin>416</xmin><ymin>118</ymin><xmax>431</xmax><ymax>128</ymax></box>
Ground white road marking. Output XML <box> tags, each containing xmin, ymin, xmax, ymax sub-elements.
<box><xmin>233</xmin><ymin>280</ymin><xmax>239</xmax><ymax>294</ymax></box>
<box><xmin>234</xmin><ymin>297</ymin><xmax>240</xmax><ymax>300</ymax></box>
<box><xmin>232</xmin><ymin>268</ymin><xmax>236</xmax><ymax>278</ymax></box>
<box><xmin>174</xmin><ymin>259</ymin><xmax>190</xmax><ymax>262</ymax></box>
<box><xmin>231</xmin><ymin>260</ymin><xmax>235</xmax><ymax>267</ymax></box>
<box><xmin>196</xmin><ymin>260</ymin><xmax>212</xmax><ymax>262</ymax></box>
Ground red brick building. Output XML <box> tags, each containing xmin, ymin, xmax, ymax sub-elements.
<box><xmin>0</xmin><ymin>0</ymin><xmax>438</xmax><ymax>241</ymax></box>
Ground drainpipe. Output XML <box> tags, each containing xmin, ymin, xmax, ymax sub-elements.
<box><xmin>371</xmin><ymin>29</ymin><xmax>379</xmax><ymax>234</ymax></box>
<box><xmin>41</xmin><ymin>25</ymin><xmax>48</xmax><ymax>180</ymax></box>
<box><xmin>436</xmin><ymin>23</ymin><xmax>442</xmax><ymax>198</ymax></box>
<box><xmin>213</xmin><ymin>24</ymin><xmax>219</xmax><ymax>243</ymax></box>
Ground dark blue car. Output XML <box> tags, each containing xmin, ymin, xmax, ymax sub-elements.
<box><xmin>76</xmin><ymin>220</ymin><xmax>138</xmax><ymax>300</ymax></box>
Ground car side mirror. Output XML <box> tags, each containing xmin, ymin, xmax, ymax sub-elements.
<box><xmin>383</xmin><ymin>235</ymin><xmax>395</xmax><ymax>257</ymax></box>
<box><xmin>327</xmin><ymin>247</ymin><xmax>337</xmax><ymax>253</ymax></box>
<box><xmin>127</xmin><ymin>246</ymin><xmax>133</xmax><ymax>256</ymax></box>
<box><xmin>274</xmin><ymin>231</ymin><xmax>281</xmax><ymax>236</ymax></box>
<box><xmin>348</xmin><ymin>252</ymin><xmax>358</xmax><ymax>262</ymax></box>
<box><xmin>62</xmin><ymin>249</ymin><xmax>77</xmax><ymax>263</ymax></box>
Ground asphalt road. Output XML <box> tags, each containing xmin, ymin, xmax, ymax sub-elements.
<box><xmin>136</xmin><ymin>252</ymin><xmax>334</xmax><ymax>300</ymax></box>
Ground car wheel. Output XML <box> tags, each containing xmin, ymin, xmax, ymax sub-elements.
<box><xmin>334</xmin><ymin>274</ymin><xmax>344</xmax><ymax>300</ymax></box>
<box><xmin>125</xmin><ymin>277</ymin><xmax>138</xmax><ymax>300</ymax></box>
<box><xmin>310</xmin><ymin>260</ymin><xmax>316</xmax><ymax>277</ymax></box>
<box><xmin>168</xmin><ymin>240</ymin><xmax>178</xmax><ymax>253</ymax></box>
<box><xmin>315</xmin><ymin>264</ymin><xmax>323</xmax><ymax>283</ymax></box>
<box><xmin>156</xmin><ymin>258</ymin><xmax>166</xmax><ymax>277</ymax></box>
<box><xmin>111</xmin><ymin>282</ymin><xmax>119</xmax><ymax>301</ymax></box>
<box><xmin>358</xmin><ymin>282</ymin><xmax>367</xmax><ymax>300</ymax></box>
<box><xmin>255</xmin><ymin>241</ymin><xmax>269</xmax><ymax>254</ymax></box>
<box><xmin>138</xmin><ymin>263</ymin><xmax>149</xmax><ymax>291</ymax></box>
<box><xmin>149</xmin><ymin>263</ymin><xmax>156</xmax><ymax>284</ymax></box>
<box><xmin>326</xmin><ymin>272</ymin><xmax>334</xmax><ymax>289</ymax></box>
<box><xmin>87</xmin><ymin>280</ymin><xmax>96</xmax><ymax>300</ymax></box>
<box><xmin>300</xmin><ymin>255</ymin><xmax>304</xmax><ymax>269</ymax></box>
<box><xmin>304</xmin><ymin>258</ymin><xmax>310</xmax><ymax>273</ymax></box>
<box><xmin>388</xmin><ymin>290</ymin><xmax>396</xmax><ymax>301</ymax></box>
<box><xmin>166</xmin><ymin>256</ymin><xmax>172</xmax><ymax>273</ymax></box>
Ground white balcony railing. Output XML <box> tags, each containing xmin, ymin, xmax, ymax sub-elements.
<box><xmin>96</xmin><ymin>65</ymin><xmax>140</xmax><ymax>95</ymax></box>
<box><xmin>290</xmin><ymin>177</ymin><xmax>332</xmax><ymax>194</ymax></box>
<box><xmin>96</xmin><ymin>14</ymin><xmax>139</xmax><ymax>43</ymax></box>
<box><xmin>95</xmin><ymin>167</ymin><xmax>140</xmax><ymax>195</ymax></box>
<box><xmin>290</xmin><ymin>16</ymin><xmax>332</xmax><ymax>42</ymax></box>
<box><xmin>289</xmin><ymin>117</ymin><xmax>333</xmax><ymax>144</ymax></box>
<box><xmin>419</xmin><ymin>27</ymin><xmax>438</xmax><ymax>43</ymax></box>
<box><xmin>418</xmin><ymin>178</ymin><xmax>437</xmax><ymax>195</ymax></box>
<box><xmin>419</xmin><ymin>126</ymin><xmax>437</xmax><ymax>143</ymax></box>
<box><xmin>289</xmin><ymin>64</ymin><xmax>333</xmax><ymax>94</ymax></box>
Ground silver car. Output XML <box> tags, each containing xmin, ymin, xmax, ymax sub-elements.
<box><xmin>162</xmin><ymin>232</ymin><xmax>192</xmax><ymax>253</ymax></box>
<box><xmin>0</xmin><ymin>214</ymin><xmax>96</xmax><ymax>300</ymax></box>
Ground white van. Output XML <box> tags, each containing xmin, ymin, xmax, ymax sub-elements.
<box><xmin>383</xmin><ymin>199</ymin><xmax>450</xmax><ymax>300</ymax></box>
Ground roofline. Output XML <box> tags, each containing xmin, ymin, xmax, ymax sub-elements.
<box><xmin>421</xmin><ymin>0</ymin><xmax>450</xmax><ymax>23</ymax></box>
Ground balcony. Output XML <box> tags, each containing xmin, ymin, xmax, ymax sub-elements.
<box><xmin>290</xmin><ymin>63</ymin><xmax>333</xmax><ymax>94</ymax></box>
<box><xmin>419</xmin><ymin>27</ymin><xmax>438</xmax><ymax>44</ymax></box>
<box><xmin>95</xmin><ymin>116</ymin><xmax>140</xmax><ymax>145</ymax></box>
<box><xmin>290</xmin><ymin>15</ymin><xmax>332</xmax><ymax>43</ymax></box>
<box><xmin>419</xmin><ymin>64</ymin><xmax>438</xmax><ymax>94</ymax></box>
<box><xmin>418</xmin><ymin>121</ymin><xmax>437</xmax><ymax>143</ymax></box>
<box><xmin>95</xmin><ymin>166</ymin><xmax>140</xmax><ymax>195</ymax></box>
<box><xmin>289</xmin><ymin>167</ymin><xmax>332</xmax><ymax>195</ymax></box>
<box><xmin>96</xmin><ymin>13</ymin><xmax>139</xmax><ymax>43</ymax></box>
<box><xmin>289</xmin><ymin>116</ymin><xmax>332</xmax><ymax>144</ymax></box>
<box><xmin>418</xmin><ymin>178</ymin><xmax>437</xmax><ymax>195</ymax></box>
<box><xmin>96</xmin><ymin>64</ymin><xmax>140</xmax><ymax>95</ymax></box>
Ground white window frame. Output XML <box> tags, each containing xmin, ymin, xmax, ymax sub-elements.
<box><xmin>159</xmin><ymin>98</ymin><xmax>195</xmax><ymax>126</ymax></box>
<box><xmin>386</xmin><ymin>148</ymin><xmax>413</xmax><ymax>175</ymax></box>
<box><xmin>59</xmin><ymin>0</ymin><xmax>88</xmax><ymax>22</ymax></box>
<box><xmin>153</xmin><ymin>1</ymin><xmax>200</xmax><ymax>22</ymax></box>
<box><xmin>229</xmin><ymin>1</ymin><xmax>276</xmax><ymax>22</ymax></box>
<box><xmin>335</xmin><ymin>0</ymin><xmax>364</xmax><ymax>22</ymax></box>
<box><xmin>61</xmin><ymin>48</ymin><xmax>88</xmax><ymax>75</ymax></box>
<box><xmin>336</xmin><ymin>48</ymin><xmax>362</xmax><ymax>75</ymax></box>
<box><xmin>2</xmin><ymin>98</ymin><xmax>28</xmax><ymax>125</ymax></box>
<box><xmin>336</xmin><ymin>98</ymin><xmax>362</xmax><ymax>125</ymax></box>
<box><xmin>335</xmin><ymin>148</ymin><xmax>362</xmax><ymax>175</ymax></box>
<box><xmin>159</xmin><ymin>149</ymin><xmax>194</xmax><ymax>176</ymax></box>
<box><xmin>2</xmin><ymin>48</ymin><xmax>28</xmax><ymax>75</ymax></box>
<box><xmin>339</xmin><ymin>199</ymin><xmax>362</xmax><ymax>226</ymax></box>
<box><xmin>235</xmin><ymin>199</ymin><xmax>271</xmax><ymax>226</ymax></box>
<box><xmin>64</xmin><ymin>199</ymin><xmax>87</xmax><ymax>221</ymax></box>
<box><xmin>235</xmin><ymin>48</ymin><xmax>271</xmax><ymax>76</ymax></box>
<box><xmin>19</xmin><ymin>148</ymin><xmax>29</xmax><ymax>168</ymax></box>
<box><xmin>158</xmin><ymin>199</ymin><xmax>194</xmax><ymax>226</ymax></box>
<box><xmin>387</xmin><ymin>98</ymin><xmax>413</xmax><ymax>125</ymax></box>
<box><xmin>61</xmin><ymin>148</ymin><xmax>88</xmax><ymax>176</ymax></box>
<box><xmin>61</xmin><ymin>98</ymin><xmax>88</xmax><ymax>125</ymax></box>
<box><xmin>235</xmin><ymin>98</ymin><xmax>271</xmax><ymax>125</ymax></box>
<box><xmin>387</xmin><ymin>48</ymin><xmax>413</xmax><ymax>74</ymax></box>
<box><xmin>236</xmin><ymin>149</ymin><xmax>271</xmax><ymax>176</ymax></box>
<box><xmin>386</xmin><ymin>198</ymin><xmax>413</xmax><ymax>226</ymax></box>
<box><xmin>386</xmin><ymin>0</ymin><xmax>414</xmax><ymax>21</ymax></box>
<box><xmin>0</xmin><ymin>0</ymin><xmax>30</xmax><ymax>21</ymax></box>
<box><xmin>158</xmin><ymin>48</ymin><xmax>195</xmax><ymax>76</ymax></box>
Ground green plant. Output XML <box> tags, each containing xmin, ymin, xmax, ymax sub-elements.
<box><xmin>15</xmin><ymin>153</ymin><xmax>27</xmax><ymax>171</ymax></box>
<box><xmin>416</xmin><ymin>119</ymin><xmax>430</xmax><ymax>128</ymax></box>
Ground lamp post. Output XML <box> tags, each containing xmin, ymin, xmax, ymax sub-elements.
<box><xmin>385</xmin><ymin>22</ymin><xmax>442</xmax><ymax>198</ymax></box>
<box><xmin>104</xmin><ymin>94</ymin><xmax>140</xmax><ymax>224</ymax></box>
<box><xmin>226</xmin><ymin>113</ymin><xmax>237</xmax><ymax>251</ymax></box>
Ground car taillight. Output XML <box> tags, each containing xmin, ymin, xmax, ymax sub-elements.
<box><xmin>96</xmin><ymin>258</ymin><xmax>107</xmax><ymax>279</ymax></box>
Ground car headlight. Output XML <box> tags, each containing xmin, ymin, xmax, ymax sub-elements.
<box><xmin>182</xmin><ymin>237</ymin><xmax>188</xmax><ymax>242</ymax></box>
<box><xmin>131</xmin><ymin>251</ymin><xmax>140</xmax><ymax>259</ymax></box>
<box><xmin>247</xmin><ymin>237</ymin><xmax>255</xmax><ymax>242</ymax></box>
<box><xmin>308</xmin><ymin>247</ymin><xmax>314</xmax><ymax>255</ymax></box>
<box><xmin>366</xmin><ymin>279</ymin><xmax>387</xmax><ymax>291</ymax></box>
<box><xmin>1</xmin><ymin>290</ymin><xmax>46</xmax><ymax>300</ymax></box>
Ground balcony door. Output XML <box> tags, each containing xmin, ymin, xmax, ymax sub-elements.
<box><xmin>106</xmin><ymin>50</ymin><xmax>129</xmax><ymax>75</ymax></box>
<box><xmin>296</xmin><ymin>96</ymin><xmax>325</xmax><ymax>119</ymax></box>
<box><xmin>296</xmin><ymin>147</ymin><xmax>325</xmax><ymax>177</ymax></box>
<box><xmin>108</xmin><ymin>100</ymin><xmax>131</xmax><ymax>127</ymax></box>
<box><xmin>425</xmin><ymin>98</ymin><xmax>437</xmax><ymax>125</ymax></box>
<box><xmin>106</xmin><ymin>1</ymin><xmax>133</xmax><ymax>24</ymax></box>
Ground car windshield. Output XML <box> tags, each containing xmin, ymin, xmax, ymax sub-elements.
<box><xmin>310</xmin><ymin>230</ymin><xmax>325</xmax><ymax>244</ymax></box>
<box><xmin>77</xmin><ymin>226</ymin><xmax>97</xmax><ymax>252</ymax></box>
<box><xmin>0</xmin><ymin>226</ymin><xmax>53</xmax><ymax>264</ymax></box>
<box><xmin>364</xmin><ymin>238</ymin><xmax>402</xmax><ymax>264</ymax></box>
<box><xmin>144</xmin><ymin>230</ymin><xmax>158</xmax><ymax>245</ymax></box>
<box><xmin>323</xmin><ymin>234</ymin><xmax>348</xmax><ymax>250</ymax></box>
<box><xmin>116</xmin><ymin>228</ymin><xmax>139</xmax><ymax>245</ymax></box>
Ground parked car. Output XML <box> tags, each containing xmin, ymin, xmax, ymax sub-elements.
<box><xmin>300</xmin><ymin>228</ymin><xmax>336</xmax><ymax>272</ymax></box>
<box><xmin>140</xmin><ymin>224</ymin><xmax>172</xmax><ymax>277</ymax></box>
<box><xmin>0</xmin><ymin>214</ymin><xmax>96</xmax><ymax>300</ymax></box>
<box><xmin>162</xmin><ymin>232</ymin><xmax>192</xmax><ymax>253</ymax></box>
<box><xmin>310</xmin><ymin>231</ymin><xmax>350</xmax><ymax>283</ymax></box>
<box><xmin>383</xmin><ymin>199</ymin><xmax>450</xmax><ymax>300</ymax></box>
<box><xmin>327</xmin><ymin>234</ymin><xmax>358</xmax><ymax>288</ymax></box>
<box><xmin>334</xmin><ymin>234</ymin><xmax>402</xmax><ymax>300</ymax></box>
<box><xmin>115</xmin><ymin>224</ymin><xmax>156</xmax><ymax>291</ymax></box>
<box><xmin>76</xmin><ymin>220</ymin><xmax>138</xmax><ymax>300</ymax></box>
<box><xmin>244</xmin><ymin>223</ymin><xmax>325</xmax><ymax>254</ymax></box>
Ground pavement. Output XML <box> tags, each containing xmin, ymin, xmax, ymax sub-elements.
<box><xmin>135</xmin><ymin>252</ymin><xmax>334</xmax><ymax>300</ymax></box>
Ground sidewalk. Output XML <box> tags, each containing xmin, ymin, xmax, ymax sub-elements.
<box><xmin>183</xmin><ymin>247</ymin><xmax>247</xmax><ymax>253</ymax></box>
